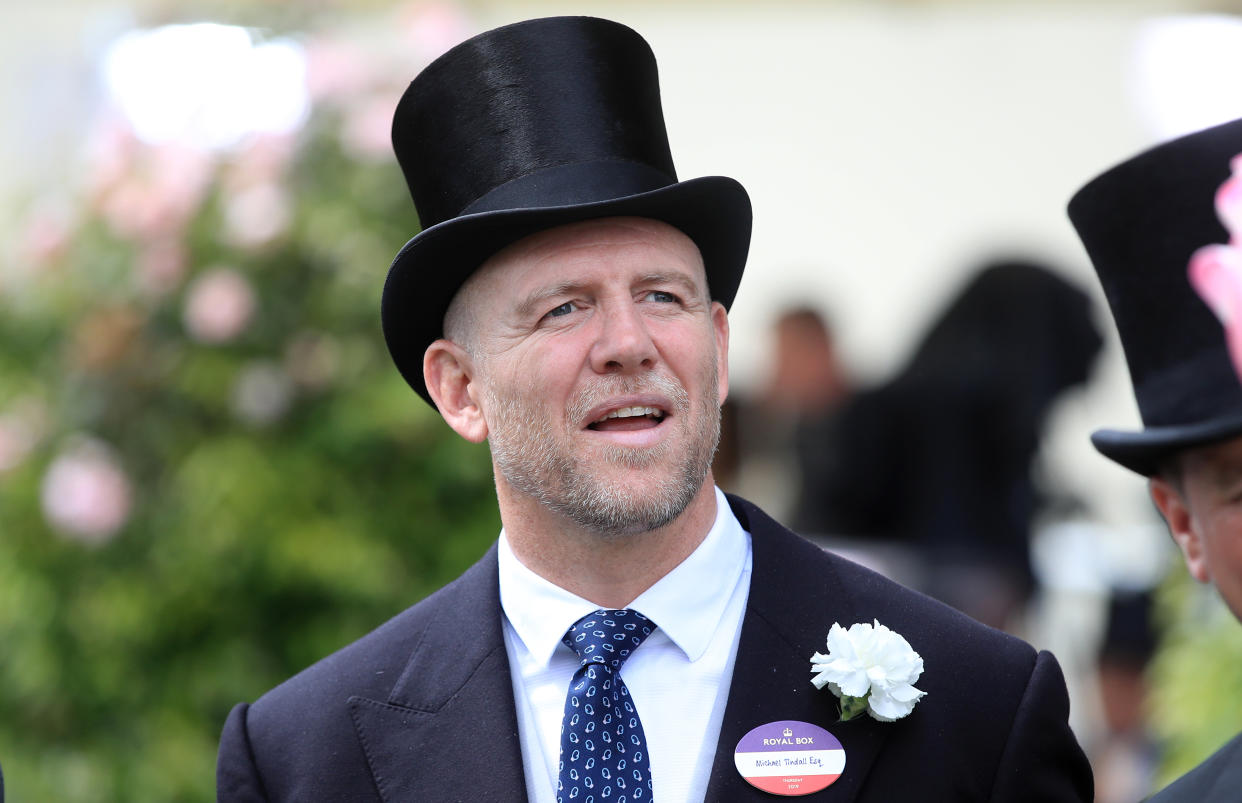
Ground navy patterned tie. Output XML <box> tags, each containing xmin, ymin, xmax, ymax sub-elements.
<box><xmin>558</xmin><ymin>609</ymin><xmax>656</xmax><ymax>803</ymax></box>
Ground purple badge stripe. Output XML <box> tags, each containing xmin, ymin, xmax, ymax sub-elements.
<box><xmin>734</xmin><ymin>720</ymin><xmax>842</xmax><ymax>753</ymax></box>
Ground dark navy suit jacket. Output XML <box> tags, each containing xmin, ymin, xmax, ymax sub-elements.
<box><xmin>217</xmin><ymin>496</ymin><xmax>1092</xmax><ymax>801</ymax></box>
<box><xmin>1148</xmin><ymin>730</ymin><xmax>1242</xmax><ymax>802</ymax></box>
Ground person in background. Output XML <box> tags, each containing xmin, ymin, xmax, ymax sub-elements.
<box><xmin>1068</xmin><ymin>114</ymin><xmax>1242</xmax><ymax>802</ymax></box>
<box><xmin>1091</xmin><ymin>590</ymin><xmax>1160</xmax><ymax>803</ymax></box>
<box><xmin>716</xmin><ymin>305</ymin><xmax>852</xmax><ymax>523</ymax></box>
<box><xmin>808</xmin><ymin>260</ymin><xmax>1101</xmax><ymax>630</ymax></box>
<box><xmin>216</xmin><ymin>17</ymin><xmax>1092</xmax><ymax>801</ymax></box>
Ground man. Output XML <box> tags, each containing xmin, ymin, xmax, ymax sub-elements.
<box><xmin>1069</xmin><ymin>115</ymin><xmax>1242</xmax><ymax>802</ymax></box>
<box><xmin>217</xmin><ymin>17</ymin><xmax>1091</xmax><ymax>801</ymax></box>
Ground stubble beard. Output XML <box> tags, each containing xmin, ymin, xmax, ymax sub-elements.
<box><xmin>484</xmin><ymin>366</ymin><xmax>721</xmax><ymax>538</ymax></box>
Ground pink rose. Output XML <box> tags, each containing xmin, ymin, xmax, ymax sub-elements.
<box><xmin>223</xmin><ymin>181</ymin><xmax>291</xmax><ymax>249</ymax></box>
<box><xmin>342</xmin><ymin>94</ymin><xmax>400</xmax><ymax>161</ymax></box>
<box><xmin>183</xmin><ymin>267</ymin><xmax>256</xmax><ymax>343</ymax></box>
<box><xmin>136</xmin><ymin>239</ymin><xmax>188</xmax><ymax>297</ymax></box>
<box><xmin>303</xmin><ymin>37</ymin><xmax>372</xmax><ymax>102</ymax></box>
<box><xmin>40</xmin><ymin>438</ymin><xmax>133</xmax><ymax>543</ymax></box>
<box><xmin>400</xmin><ymin>2</ymin><xmax>475</xmax><ymax>62</ymax></box>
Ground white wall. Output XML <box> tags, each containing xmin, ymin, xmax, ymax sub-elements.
<box><xmin>0</xmin><ymin>2</ymin><xmax>133</xmax><ymax>203</ymax></box>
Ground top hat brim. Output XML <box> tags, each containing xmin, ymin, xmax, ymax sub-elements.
<box><xmin>1092</xmin><ymin>410</ymin><xmax>1242</xmax><ymax>476</ymax></box>
<box><xmin>381</xmin><ymin>175</ymin><xmax>752</xmax><ymax>404</ymax></box>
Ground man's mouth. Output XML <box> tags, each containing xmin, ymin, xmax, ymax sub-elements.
<box><xmin>587</xmin><ymin>405</ymin><xmax>668</xmax><ymax>432</ymax></box>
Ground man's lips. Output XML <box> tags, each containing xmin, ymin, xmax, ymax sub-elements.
<box><xmin>582</xmin><ymin>398</ymin><xmax>671</xmax><ymax>432</ymax></box>
<box><xmin>590</xmin><ymin>408</ymin><xmax>665</xmax><ymax>432</ymax></box>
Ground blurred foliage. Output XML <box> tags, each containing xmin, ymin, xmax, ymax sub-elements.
<box><xmin>1148</xmin><ymin>564</ymin><xmax>1242</xmax><ymax>791</ymax></box>
<box><xmin>0</xmin><ymin>12</ymin><xmax>497</xmax><ymax>801</ymax></box>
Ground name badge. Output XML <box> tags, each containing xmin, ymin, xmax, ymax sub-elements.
<box><xmin>733</xmin><ymin>719</ymin><xmax>845</xmax><ymax>796</ymax></box>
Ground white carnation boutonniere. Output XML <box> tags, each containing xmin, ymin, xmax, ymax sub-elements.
<box><xmin>810</xmin><ymin>620</ymin><xmax>926</xmax><ymax>722</ymax></box>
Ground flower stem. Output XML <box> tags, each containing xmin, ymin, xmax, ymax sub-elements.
<box><xmin>839</xmin><ymin>694</ymin><xmax>869</xmax><ymax>722</ymax></box>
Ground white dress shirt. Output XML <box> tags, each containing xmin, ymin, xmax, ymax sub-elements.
<box><xmin>498</xmin><ymin>486</ymin><xmax>753</xmax><ymax>803</ymax></box>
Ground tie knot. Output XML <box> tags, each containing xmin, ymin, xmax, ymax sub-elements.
<box><xmin>562</xmin><ymin>608</ymin><xmax>656</xmax><ymax>670</ymax></box>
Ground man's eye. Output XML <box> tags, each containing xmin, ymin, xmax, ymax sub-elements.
<box><xmin>545</xmin><ymin>302</ymin><xmax>575</xmax><ymax>319</ymax></box>
<box><xmin>646</xmin><ymin>291</ymin><xmax>677</xmax><ymax>303</ymax></box>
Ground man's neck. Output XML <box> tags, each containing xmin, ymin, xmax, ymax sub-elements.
<box><xmin>498</xmin><ymin>479</ymin><xmax>720</xmax><ymax>609</ymax></box>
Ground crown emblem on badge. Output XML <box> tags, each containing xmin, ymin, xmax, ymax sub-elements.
<box><xmin>782</xmin><ymin>727</ymin><xmax>793</xmax><ymax>738</ymax></box>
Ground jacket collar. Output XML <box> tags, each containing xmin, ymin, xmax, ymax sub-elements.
<box><xmin>705</xmin><ymin>495</ymin><xmax>891</xmax><ymax>799</ymax></box>
<box><xmin>348</xmin><ymin>547</ymin><xmax>529</xmax><ymax>801</ymax></box>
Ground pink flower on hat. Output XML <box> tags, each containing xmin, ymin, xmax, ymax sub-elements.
<box><xmin>1189</xmin><ymin>153</ymin><xmax>1242</xmax><ymax>379</ymax></box>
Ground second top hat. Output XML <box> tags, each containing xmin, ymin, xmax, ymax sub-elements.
<box><xmin>1069</xmin><ymin>116</ymin><xmax>1242</xmax><ymax>475</ymax></box>
<box><xmin>381</xmin><ymin>16</ymin><xmax>753</xmax><ymax>403</ymax></box>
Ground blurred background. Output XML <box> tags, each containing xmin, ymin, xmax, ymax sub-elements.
<box><xmin>2</xmin><ymin>0</ymin><xmax>1241</xmax><ymax>800</ymax></box>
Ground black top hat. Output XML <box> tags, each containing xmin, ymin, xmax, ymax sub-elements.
<box><xmin>381</xmin><ymin>16</ymin><xmax>752</xmax><ymax>403</ymax></box>
<box><xmin>1068</xmin><ymin>116</ymin><xmax>1242</xmax><ymax>476</ymax></box>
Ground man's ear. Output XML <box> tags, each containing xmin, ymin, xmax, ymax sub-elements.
<box><xmin>424</xmin><ymin>340</ymin><xmax>488</xmax><ymax>443</ymax></box>
<box><xmin>1150</xmin><ymin>476</ymin><xmax>1211</xmax><ymax>584</ymax></box>
<box><xmin>711</xmin><ymin>301</ymin><xmax>730</xmax><ymax>405</ymax></box>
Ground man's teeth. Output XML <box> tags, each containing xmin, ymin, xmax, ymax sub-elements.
<box><xmin>599</xmin><ymin>406</ymin><xmax>662</xmax><ymax>422</ymax></box>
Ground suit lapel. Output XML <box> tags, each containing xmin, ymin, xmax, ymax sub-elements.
<box><xmin>349</xmin><ymin>548</ymin><xmax>528</xmax><ymax>802</ymax></box>
<box><xmin>705</xmin><ymin>497</ymin><xmax>892</xmax><ymax>800</ymax></box>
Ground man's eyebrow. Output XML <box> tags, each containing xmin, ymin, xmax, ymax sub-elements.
<box><xmin>514</xmin><ymin>281</ymin><xmax>584</xmax><ymax>320</ymax></box>
<box><xmin>637</xmin><ymin>271</ymin><xmax>697</xmax><ymax>291</ymax></box>
<box><xmin>635</xmin><ymin>271</ymin><xmax>709</xmax><ymax>303</ymax></box>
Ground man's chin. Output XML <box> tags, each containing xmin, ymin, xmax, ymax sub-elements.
<box><xmin>563</xmin><ymin>499</ymin><xmax>687</xmax><ymax>540</ymax></box>
<box><xmin>550</xmin><ymin>468</ymin><xmax>704</xmax><ymax>538</ymax></box>
<box><xmin>595</xmin><ymin>445</ymin><xmax>670</xmax><ymax>471</ymax></box>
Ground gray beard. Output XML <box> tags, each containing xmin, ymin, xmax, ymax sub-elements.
<box><xmin>484</xmin><ymin>367</ymin><xmax>721</xmax><ymax>538</ymax></box>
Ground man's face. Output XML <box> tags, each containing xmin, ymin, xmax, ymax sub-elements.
<box><xmin>439</xmin><ymin>217</ymin><xmax>729</xmax><ymax>537</ymax></box>
<box><xmin>1150</xmin><ymin>434</ymin><xmax>1242</xmax><ymax>621</ymax></box>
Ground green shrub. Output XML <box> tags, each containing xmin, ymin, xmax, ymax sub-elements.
<box><xmin>0</xmin><ymin>30</ymin><xmax>497</xmax><ymax>800</ymax></box>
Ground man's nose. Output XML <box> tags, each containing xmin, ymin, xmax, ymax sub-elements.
<box><xmin>589</xmin><ymin>301</ymin><xmax>657</xmax><ymax>374</ymax></box>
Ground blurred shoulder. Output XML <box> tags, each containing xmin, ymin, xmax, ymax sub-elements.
<box><xmin>730</xmin><ymin>493</ymin><xmax>1038</xmax><ymax>669</ymax></box>
<box><xmin>1149</xmin><ymin>730</ymin><xmax>1242</xmax><ymax>802</ymax></box>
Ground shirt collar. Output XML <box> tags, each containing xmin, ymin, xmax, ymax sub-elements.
<box><xmin>498</xmin><ymin>486</ymin><xmax>750</xmax><ymax>667</ymax></box>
